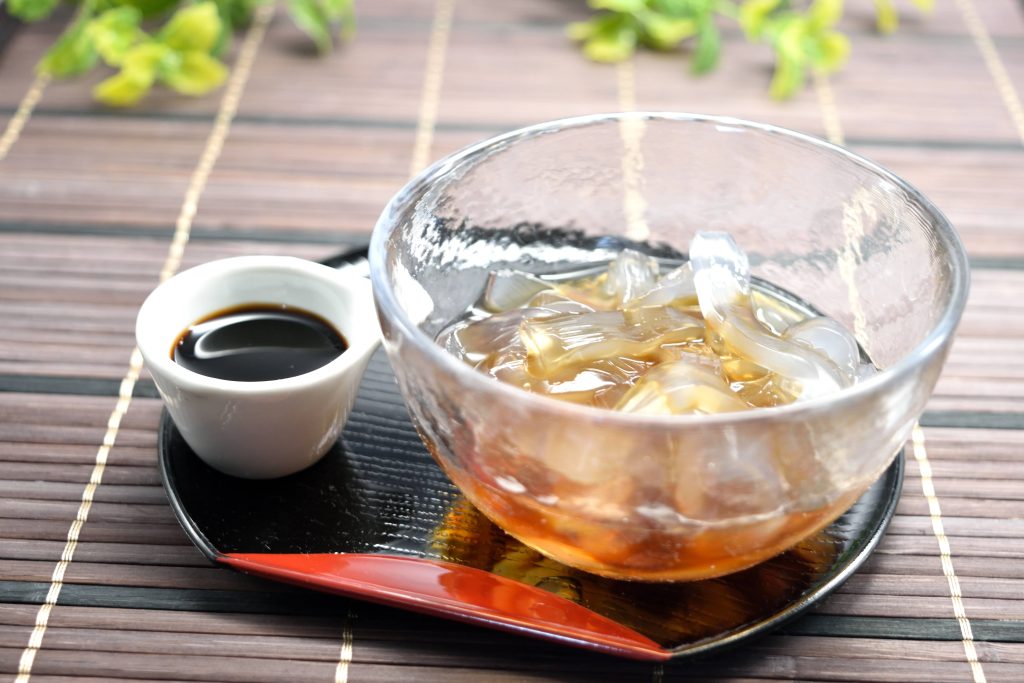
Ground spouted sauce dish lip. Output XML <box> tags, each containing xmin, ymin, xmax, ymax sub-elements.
<box><xmin>172</xmin><ymin>303</ymin><xmax>349</xmax><ymax>383</ymax></box>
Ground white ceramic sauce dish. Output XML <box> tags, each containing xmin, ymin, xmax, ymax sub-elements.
<box><xmin>136</xmin><ymin>255</ymin><xmax>380</xmax><ymax>479</ymax></box>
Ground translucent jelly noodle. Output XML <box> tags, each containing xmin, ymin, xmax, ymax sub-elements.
<box><xmin>433</xmin><ymin>232</ymin><xmax>874</xmax><ymax>580</ymax></box>
<box><xmin>438</xmin><ymin>232</ymin><xmax>871</xmax><ymax>415</ymax></box>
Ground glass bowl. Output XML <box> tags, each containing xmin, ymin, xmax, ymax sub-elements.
<box><xmin>368</xmin><ymin>113</ymin><xmax>969</xmax><ymax>582</ymax></box>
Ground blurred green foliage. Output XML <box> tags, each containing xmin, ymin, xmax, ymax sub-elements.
<box><xmin>6</xmin><ymin>0</ymin><xmax>354</xmax><ymax>106</ymax></box>
<box><xmin>568</xmin><ymin>0</ymin><xmax>934</xmax><ymax>99</ymax></box>
<box><xmin>6</xmin><ymin>1</ymin><xmax>934</xmax><ymax>105</ymax></box>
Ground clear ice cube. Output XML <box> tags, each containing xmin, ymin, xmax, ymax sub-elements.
<box><xmin>527</xmin><ymin>291</ymin><xmax>596</xmax><ymax>315</ymax></box>
<box><xmin>783</xmin><ymin>316</ymin><xmax>860</xmax><ymax>382</ymax></box>
<box><xmin>690</xmin><ymin>232</ymin><xmax>849</xmax><ymax>400</ymax></box>
<box><xmin>438</xmin><ymin>307</ymin><xmax>548</xmax><ymax>365</ymax></box>
<box><xmin>544</xmin><ymin>356</ymin><xmax>652</xmax><ymax>407</ymax></box>
<box><xmin>602</xmin><ymin>249</ymin><xmax>661</xmax><ymax>306</ymax></box>
<box><xmin>482</xmin><ymin>270</ymin><xmax>553</xmax><ymax>312</ymax></box>
<box><xmin>626</xmin><ymin>263</ymin><xmax>697</xmax><ymax>309</ymax></box>
<box><xmin>615</xmin><ymin>362</ymin><xmax>750</xmax><ymax>416</ymax></box>
<box><xmin>519</xmin><ymin>307</ymin><xmax>704</xmax><ymax>379</ymax></box>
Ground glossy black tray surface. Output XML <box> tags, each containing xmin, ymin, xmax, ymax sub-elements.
<box><xmin>159</xmin><ymin>247</ymin><xmax>904</xmax><ymax>660</ymax></box>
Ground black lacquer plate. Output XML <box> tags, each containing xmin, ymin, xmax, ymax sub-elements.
<box><xmin>159</xmin><ymin>247</ymin><xmax>905</xmax><ymax>661</ymax></box>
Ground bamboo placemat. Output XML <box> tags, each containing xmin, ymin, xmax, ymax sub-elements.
<box><xmin>1</xmin><ymin>1</ymin><xmax>1023</xmax><ymax>680</ymax></box>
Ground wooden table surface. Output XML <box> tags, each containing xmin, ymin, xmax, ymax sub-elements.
<box><xmin>1</xmin><ymin>1</ymin><xmax>1023</xmax><ymax>681</ymax></box>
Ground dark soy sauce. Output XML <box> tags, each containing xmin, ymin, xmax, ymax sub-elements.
<box><xmin>173</xmin><ymin>304</ymin><xmax>347</xmax><ymax>382</ymax></box>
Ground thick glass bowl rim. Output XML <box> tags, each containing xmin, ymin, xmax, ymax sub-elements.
<box><xmin>369</xmin><ymin>111</ymin><xmax>970</xmax><ymax>427</ymax></box>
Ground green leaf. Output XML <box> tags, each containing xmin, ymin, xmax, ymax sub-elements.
<box><xmin>122</xmin><ymin>41</ymin><xmax>176</xmax><ymax>74</ymax></box>
<box><xmin>769</xmin><ymin>54</ymin><xmax>805</xmax><ymax>100</ymax></box>
<box><xmin>647</xmin><ymin>0</ymin><xmax>681</xmax><ymax>11</ymax></box>
<box><xmin>691</xmin><ymin>19</ymin><xmax>720</xmax><ymax>74</ymax></box>
<box><xmin>776</xmin><ymin>15</ymin><xmax>808</xmax><ymax>62</ymax></box>
<box><xmin>211</xmin><ymin>0</ymin><xmax>236</xmax><ymax>56</ymax></box>
<box><xmin>288</xmin><ymin>0</ymin><xmax>333</xmax><ymax>53</ymax></box>
<box><xmin>93</xmin><ymin>69</ymin><xmax>154</xmax><ymax>106</ymax></box>
<box><xmin>713</xmin><ymin>0</ymin><xmax>740</xmax><ymax>20</ymax></box>
<box><xmin>159</xmin><ymin>1</ymin><xmax>223</xmax><ymax>53</ymax></box>
<box><xmin>93</xmin><ymin>41</ymin><xmax>174</xmax><ymax>106</ymax></box>
<box><xmin>8</xmin><ymin>0</ymin><xmax>61</xmax><ymax>22</ymax></box>
<box><xmin>216</xmin><ymin>0</ymin><xmax>266</xmax><ymax>26</ymax></box>
<box><xmin>321</xmin><ymin>0</ymin><xmax>352</xmax><ymax>22</ymax></box>
<box><xmin>87</xmin><ymin>6</ymin><xmax>144</xmax><ymax>67</ymax></box>
<box><xmin>640</xmin><ymin>13</ymin><xmax>698</xmax><ymax>50</ymax></box>
<box><xmin>874</xmin><ymin>0</ymin><xmax>898</xmax><ymax>34</ymax></box>
<box><xmin>208</xmin><ymin>0</ymin><xmax>267</xmax><ymax>55</ymax></box>
<box><xmin>108</xmin><ymin>0</ymin><xmax>181</xmax><ymax>19</ymax></box>
<box><xmin>161</xmin><ymin>50</ymin><xmax>228</xmax><ymax>95</ymax></box>
<box><xmin>567</xmin><ymin>19</ymin><xmax>599</xmax><ymax>42</ymax></box>
<box><xmin>738</xmin><ymin>0</ymin><xmax>781</xmax><ymax>39</ymax></box>
<box><xmin>590</xmin><ymin>0</ymin><xmax>647</xmax><ymax>12</ymax></box>
<box><xmin>38</xmin><ymin>15</ymin><xmax>99</xmax><ymax>77</ymax></box>
<box><xmin>679</xmin><ymin>0</ymin><xmax>716</xmax><ymax>15</ymax></box>
<box><xmin>809</xmin><ymin>0</ymin><xmax>843</xmax><ymax>30</ymax></box>
<box><xmin>584</xmin><ymin>34</ymin><xmax>637</xmax><ymax>62</ymax></box>
<box><xmin>814</xmin><ymin>31</ymin><xmax>849</xmax><ymax>72</ymax></box>
<box><xmin>322</xmin><ymin>0</ymin><xmax>355</xmax><ymax>40</ymax></box>
<box><xmin>583</xmin><ymin>18</ymin><xmax>639</xmax><ymax>63</ymax></box>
